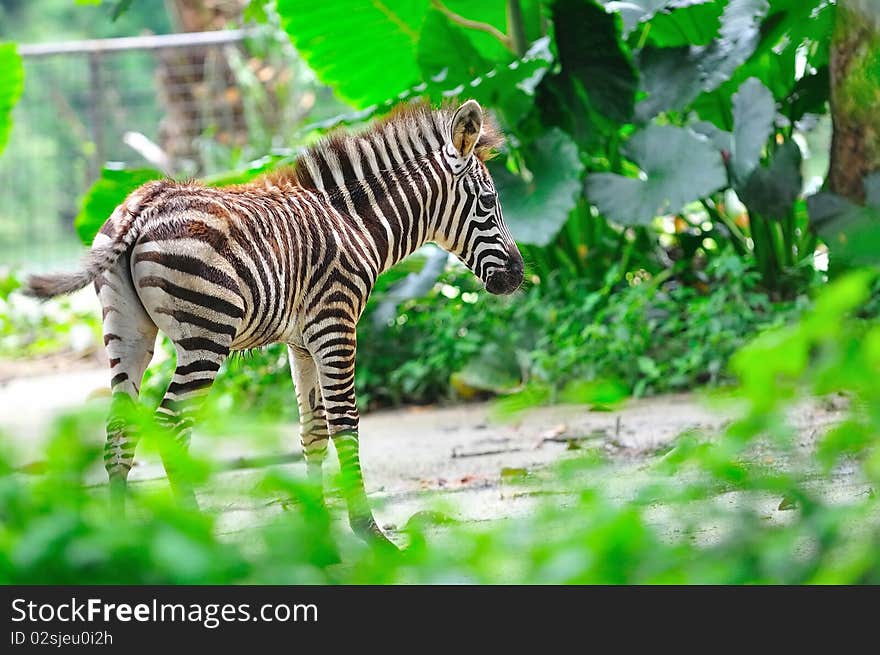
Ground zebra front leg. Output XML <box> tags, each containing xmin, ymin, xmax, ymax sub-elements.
<box><xmin>311</xmin><ymin>337</ymin><xmax>396</xmax><ymax>549</ymax></box>
<box><xmin>332</xmin><ymin>431</ymin><xmax>395</xmax><ymax>548</ymax></box>
<box><xmin>288</xmin><ymin>345</ymin><xmax>329</xmax><ymax>504</ymax></box>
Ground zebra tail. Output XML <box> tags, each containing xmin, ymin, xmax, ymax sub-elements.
<box><xmin>23</xmin><ymin>242</ymin><xmax>122</xmax><ymax>298</ymax></box>
<box><xmin>23</xmin><ymin>182</ymin><xmax>160</xmax><ymax>299</ymax></box>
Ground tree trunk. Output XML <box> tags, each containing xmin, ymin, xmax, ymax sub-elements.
<box><xmin>157</xmin><ymin>0</ymin><xmax>248</xmax><ymax>174</ymax></box>
<box><xmin>165</xmin><ymin>0</ymin><xmax>246</xmax><ymax>30</ymax></box>
<box><xmin>828</xmin><ymin>0</ymin><xmax>880</xmax><ymax>201</ymax></box>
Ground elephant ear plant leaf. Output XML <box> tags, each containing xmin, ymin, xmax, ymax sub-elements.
<box><xmin>277</xmin><ymin>0</ymin><xmax>428</xmax><ymax>108</ymax></box>
<box><xmin>597</xmin><ymin>0</ymin><xmax>716</xmax><ymax>39</ymax></box>
<box><xmin>646</xmin><ymin>1</ymin><xmax>724</xmax><ymax>47</ymax></box>
<box><xmin>808</xmin><ymin>172</ymin><xmax>880</xmax><ymax>269</ymax></box>
<box><xmin>279</xmin><ymin>0</ymin><xmax>554</xmax><ymax>128</ymax></box>
<box><xmin>734</xmin><ymin>140</ymin><xmax>807</xmax><ymax>293</ymax></box>
<box><xmin>738</xmin><ymin>140</ymin><xmax>802</xmax><ymax>220</ymax></box>
<box><xmin>416</xmin><ymin>9</ymin><xmax>492</xmax><ymax>90</ymax></box>
<box><xmin>634</xmin><ymin>0</ymin><xmax>770</xmax><ymax>121</ymax></box>
<box><xmin>491</xmin><ymin>128</ymin><xmax>584</xmax><ymax>247</ymax></box>
<box><xmin>585</xmin><ymin>124</ymin><xmax>727</xmax><ymax>225</ymax></box>
<box><xmin>421</xmin><ymin>36</ymin><xmax>555</xmax><ymax>128</ymax></box>
<box><xmin>302</xmin><ymin>36</ymin><xmax>554</xmax><ymax>135</ymax></box>
<box><xmin>551</xmin><ymin>0</ymin><xmax>639</xmax><ymax>125</ymax></box>
<box><xmin>730</xmin><ymin>77</ymin><xmax>776</xmax><ymax>182</ymax></box>
<box><xmin>75</xmin><ymin>168</ymin><xmax>165</xmax><ymax>244</ymax></box>
<box><xmin>691</xmin><ymin>76</ymin><xmax>813</xmax><ymax>294</ymax></box>
<box><xmin>696</xmin><ymin>0</ymin><xmax>769</xmax><ymax>93</ymax></box>
<box><xmin>692</xmin><ymin>76</ymin><xmax>776</xmax><ymax>183</ymax></box>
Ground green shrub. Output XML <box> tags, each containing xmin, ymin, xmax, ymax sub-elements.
<box><xmin>2</xmin><ymin>269</ymin><xmax>879</xmax><ymax>584</ymax></box>
<box><xmin>0</xmin><ymin>268</ymin><xmax>101</xmax><ymax>360</ymax></box>
<box><xmin>127</xmin><ymin>250</ymin><xmax>813</xmax><ymax>417</ymax></box>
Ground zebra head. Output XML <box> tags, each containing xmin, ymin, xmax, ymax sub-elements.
<box><xmin>436</xmin><ymin>100</ymin><xmax>524</xmax><ymax>296</ymax></box>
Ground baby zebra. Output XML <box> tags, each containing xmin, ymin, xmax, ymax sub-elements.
<box><xmin>25</xmin><ymin>99</ymin><xmax>524</xmax><ymax>547</ymax></box>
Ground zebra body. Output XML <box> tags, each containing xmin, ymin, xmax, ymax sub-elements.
<box><xmin>25</xmin><ymin>100</ymin><xmax>523</xmax><ymax>546</ymax></box>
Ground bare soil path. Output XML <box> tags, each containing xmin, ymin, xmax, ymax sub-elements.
<box><xmin>0</xmin><ymin>366</ymin><xmax>860</xmax><ymax>546</ymax></box>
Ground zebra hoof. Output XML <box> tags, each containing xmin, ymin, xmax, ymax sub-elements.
<box><xmin>351</xmin><ymin>516</ymin><xmax>399</xmax><ymax>552</ymax></box>
<box><xmin>170</xmin><ymin>483</ymin><xmax>200</xmax><ymax>511</ymax></box>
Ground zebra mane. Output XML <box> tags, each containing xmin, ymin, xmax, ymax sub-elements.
<box><xmin>270</xmin><ymin>101</ymin><xmax>503</xmax><ymax>192</ymax></box>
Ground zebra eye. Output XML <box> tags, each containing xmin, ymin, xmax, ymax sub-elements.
<box><xmin>479</xmin><ymin>192</ymin><xmax>496</xmax><ymax>205</ymax></box>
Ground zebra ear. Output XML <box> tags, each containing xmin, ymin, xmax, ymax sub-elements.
<box><xmin>450</xmin><ymin>100</ymin><xmax>483</xmax><ymax>160</ymax></box>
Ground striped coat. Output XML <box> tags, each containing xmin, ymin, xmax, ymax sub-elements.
<box><xmin>25</xmin><ymin>100</ymin><xmax>524</xmax><ymax>547</ymax></box>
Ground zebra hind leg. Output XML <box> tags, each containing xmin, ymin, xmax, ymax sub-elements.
<box><xmin>155</xmin><ymin>337</ymin><xmax>231</xmax><ymax>508</ymax></box>
<box><xmin>129</xmin><ymin>233</ymin><xmax>243</xmax><ymax>508</ymax></box>
<box><xmin>97</xmin><ymin>259</ymin><xmax>159</xmax><ymax>511</ymax></box>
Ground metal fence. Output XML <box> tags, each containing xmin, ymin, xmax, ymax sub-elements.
<box><xmin>0</xmin><ymin>29</ymin><xmax>285</xmax><ymax>270</ymax></box>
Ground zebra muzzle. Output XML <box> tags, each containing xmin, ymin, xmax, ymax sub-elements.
<box><xmin>485</xmin><ymin>266</ymin><xmax>524</xmax><ymax>295</ymax></box>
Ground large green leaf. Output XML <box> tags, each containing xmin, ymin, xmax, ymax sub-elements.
<box><xmin>0</xmin><ymin>42</ymin><xmax>24</xmax><ymax>155</ymax></box>
<box><xmin>763</xmin><ymin>0</ymin><xmax>836</xmax><ymax>70</ymax></box>
<box><xmin>737</xmin><ymin>140</ymin><xmax>802</xmax><ymax>219</ymax></box>
<box><xmin>697</xmin><ymin>0</ymin><xmax>769</xmax><ymax>92</ymax></box>
<box><xmin>598</xmin><ymin>0</ymin><xmax>713</xmax><ymax>37</ymax></box>
<box><xmin>635</xmin><ymin>0</ymin><xmax>769</xmax><ymax>121</ymax></box>
<box><xmin>309</xmin><ymin>36</ymin><xmax>554</xmax><ymax>132</ymax></box>
<box><xmin>551</xmin><ymin>0</ymin><xmax>638</xmax><ymax>124</ymax></box>
<box><xmin>690</xmin><ymin>0</ymin><xmax>831</xmax><ymax>128</ymax></box>
<box><xmin>419</xmin><ymin>2</ymin><xmax>512</xmax><ymax>65</ymax></box>
<box><xmin>277</xmin><ymin>0</ymin><xmax>428</xmax><ymax>108</ymax></box>
<box><xmin>277</xmin><ymin>0</ymin><xmax>543</xmax><ymax>115</ymax></box>
<box><xmin>646</xmin><ymin>1</ymin><xmax>724</xmax><ymax>47</ymax></box>
<box><xmin>75</xmin><ymin>168</ymin><xmax>164</xmax><ymax>245</ymax></box>
<box><xmin>416</xmin><ymin>9</ymin><xmax>492</xmax><ymax>88</ymax></box>
<box><xmin>635</xmin><ymin>46</ymin><xmax>702</xmax><ymax>121</ymax></box>
<box><xmin>808</xmin><ymin>173</ymin><xmax>880</xmax><ymax>268</ymax></box>
<box><xmin>491</xmin><ymin>129</ymin><xmax>584</xmax><ymax>246</ymax></box>
<box><xmin>423</xmin><ymin>36</ymin><xmax>553</xmax><ymax>126</ymax></box>
<box><xmin>585</xmin><ymin>125</ymin><xmax>727</xmax><ymax>225</ymax></box>
<box><xmin>691</xmin><ymin>78</ymin><xmax>776</xmax><ymax>186</ymax></box>
<box><xmin>280</xmin><ymin>0</ymin><xmax>552</xmax><ymax>128</ymax></box>
<box><xmin>731</xmin><ymin>77</ymin><xmax>775</xmax><ymax>182</ymax></box>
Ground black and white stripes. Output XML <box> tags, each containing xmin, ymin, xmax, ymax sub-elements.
<box><xmin>24</xmin><ymin>99</ymin><xmax>524</xmax><ymax>546</ymax></box>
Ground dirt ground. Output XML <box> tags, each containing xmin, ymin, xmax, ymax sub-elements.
<box><xmin>1</xmin><ymin>363</ymin><xmax>866</xmax><ymax>549</ymax></box>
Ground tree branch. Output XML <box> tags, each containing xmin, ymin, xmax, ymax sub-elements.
<box><xmin>430</xmin><ymin>0</ymin><xmax>513</xmax><ymax>53</ymax></box>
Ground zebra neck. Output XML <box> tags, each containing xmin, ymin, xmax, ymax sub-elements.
<box><xmin>327</xmin><ymin>157</ymin><xmax>441</xmax><ymax>275</ymax></box>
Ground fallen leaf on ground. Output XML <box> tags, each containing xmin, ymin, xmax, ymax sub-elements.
<box><xmin>501</xmin><ymin>467</ymin><xmax>529</xmax><ymax>480</ymax></box>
